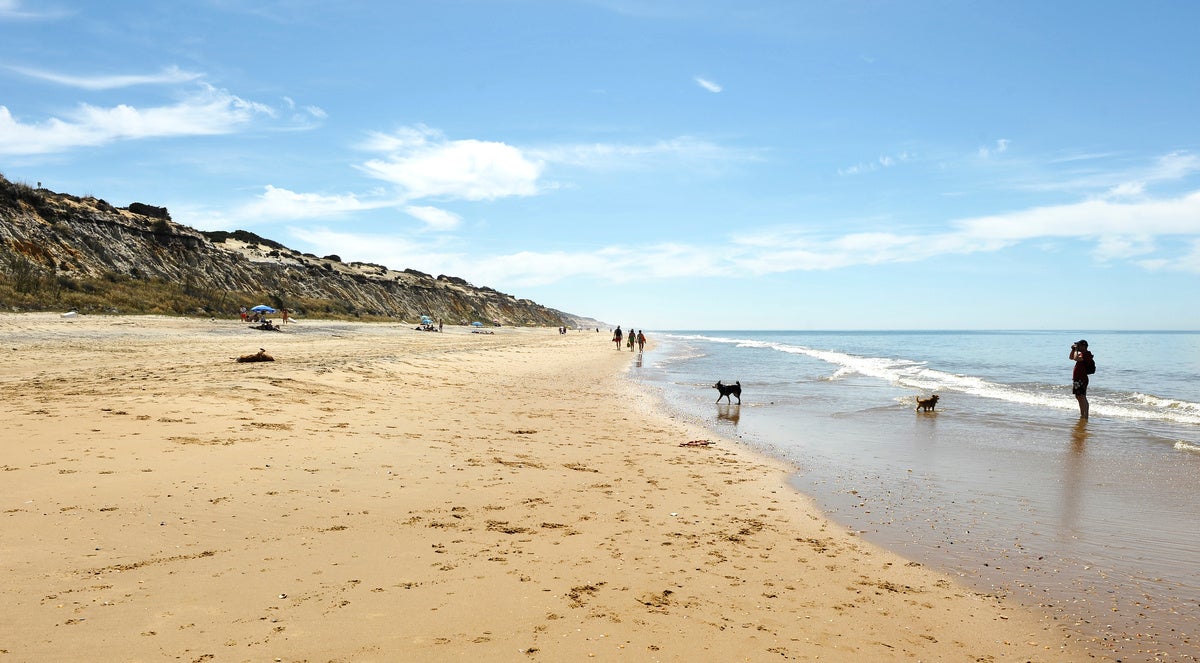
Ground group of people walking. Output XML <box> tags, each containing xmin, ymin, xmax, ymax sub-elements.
<box><xmin>611</xmin><ymin>326</ymin><xmax>646</xmax><ymax>352</ymax></box>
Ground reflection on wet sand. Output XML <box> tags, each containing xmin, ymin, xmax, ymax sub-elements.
<box><xmin>1059</xmin><ymin>419</ymin><xmax>1089</xmax><ymax>537</ymax></box>
<box><xmin>717</xmin><ymin>402</ymin><xmax>740</xmax><ymax>424</ymax></box>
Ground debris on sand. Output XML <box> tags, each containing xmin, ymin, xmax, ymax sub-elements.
<box><xmin>679</xmin><ymin>440</ymin><xmax>713</xmax><ymax>447</ymax></box>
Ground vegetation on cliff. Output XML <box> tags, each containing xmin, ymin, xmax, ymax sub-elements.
<box><xmin>0</xmin><ymin>174</ymin><xmax>577</xmax><ymax>325</ymax></box>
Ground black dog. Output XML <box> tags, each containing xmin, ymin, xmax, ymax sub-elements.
<box><xmin>713</xmin><ymin>380</ymin><xmax>741</xmax><ymax>404</ymax></box>
<box><xmin>915</xmin><ymin>394</ymin><xmax>939</xmax><ymax>412</ymax></box>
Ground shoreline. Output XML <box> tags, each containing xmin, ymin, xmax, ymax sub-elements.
<box><xmin>629</xmin><ymin>330</ymin><xmax>1199</xmax><ymax>662</ymax></box>
<box><xmin>0</xmin><ymin>314</ymin><xmax>1097</xmax><ymax>660</ymax></box>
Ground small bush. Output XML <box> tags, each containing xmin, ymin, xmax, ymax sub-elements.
<box><xmin>128</xmin><ymin>202</ymin><xmax>171</xmax><ymax>220</ymax></box>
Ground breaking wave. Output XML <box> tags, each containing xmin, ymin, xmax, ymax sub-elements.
<box><xmin>671</xmin><ymin>333</ymin><xmax>1200</xmax><ymax>426</ymax></box>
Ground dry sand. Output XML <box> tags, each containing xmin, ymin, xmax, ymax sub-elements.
<box><xmin>0</xmin><ymin>314</ymin><xmax>1101</xmax><ymax>662</ymax></box>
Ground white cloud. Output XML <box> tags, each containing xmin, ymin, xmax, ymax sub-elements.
<box><xmin>6</xmin><ymin>64</ymin><xmax>202</xmax><ymax>89</ymax></box>
<box><xmin>453</xmin><ymin>243</ymin><xmax>729</xmax><ymax>287</ymax></box>
<box><xmin>1027</xmin><ymin>150</ymin><xmax>1200</xmax><ymax>197</ymax></box>
<box><xmin>359</xmin><ymin>126</ymin><xmax>543</xmax><ymax>201</ymax></box>
<box><xmin>1170</xmin><ymin>240</ymin><xmax>1200</xmax><ymax>272</ymax></box>
<box><xmin>534</xmin><ymin>136</ymin><xmax>756</xmax><ymax>169</ymax></box>
<box><xmin>273</xmin><ymin>98</ymin><xmax>326</xmax><ymax>127</ymax></box>
<box><xmin>0</xmin><ymin>0</ymin><xmax>68</xmax><ymax>19</ymax></box>
<box><xmin>838</xmin><ymin>151</ymin><xmax>910</xmax><ymax>176</ymax></box>
<box><xmin>695</xmin><ymin>76</ymin><xmax>722</xmax><ymax>93</ymax></box>
<box><xmin>1106</xmin><ymin>181</ymin><xmax>1145</xmax><ymax>198</ymax></box>
<box><xmin>287</xmin><ymin>227</ymin><xmax>464</xmax><ymax>275</ymax></box>
<box><xmin>278</xmin><ymin>223</ymin><xmax>733</xmax><ymax>288</ymax></box>
<box><xmin>223</xmin><ymin>129</ymin><xmax>751</xmax><ymax>235</ymax></box>
<box><xmin>358</xmin><ymin>124</ymin><xmax>438</xmax><ymax>152</ymax></box>
<box><xmin>728</xmin><ymin>227</ymin><xmax>1006</xmax><ymax>273</ymax></box>
<box><xmin>0</xmin><ymin>85</ymin><xmax>275</xmax><ymax>155</ymax></box>
<box><xmin>955</xmin><ymin>191</ymin><xmax>1200</xmax><ymax>241</ymax></box>
<box><xmin>1136</xmin><ymin>239</ymin><xmax>1200</xmax><ymax>273</ymax></box>
<box><xmin>224</xmin><ymin>187</ymin><xmax>466</xmax><ymax>230</ymax></box>
<box><xmin>1093</xmin><ymin>234</ymin><xmax>1156</xmax><ymax>262</ymax></box>
<box><xmin>1149</xmin><ymin>151</ymin><xmax>1200</xmax><ymax>180</ymax></box>
<box><xmin>978</xmin><ymin>138</ymin><xmax>1010</xmax><ymax>158</ymax></box>
<box><xmin>732</xmin><ymin>190</ymin><xmax>1200</xmax><ymax>274</ymax></box>
<box><xmin>272</xmin><ymin>188</ymin><xmax>1200</xmax><ymax>288</ymax></box>
<box><xmin>237</xmin><ymin>185</ymin><xmax>384</xmax><ymax>221</ymax></box>
<box><xmin>405</xmin><ymin>205</ymin><xmax>462</xmax><ymax>231</ymax></box>
<box><xmin>518</xmin><ymin>189</ymin><xmax>1200</xmax><ymax>281</ymax></box>
<box><xmin>353</xmin><ymin>126</ymin><xmax>754</xmax><ymax>205</ymax></box>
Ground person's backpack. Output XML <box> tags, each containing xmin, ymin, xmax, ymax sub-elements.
<box><xmin>1085</xmin><ymin>356</ymin><xmax>1096</xmax><ymax>375</ymax></box>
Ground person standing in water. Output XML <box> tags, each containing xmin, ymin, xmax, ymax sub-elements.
<box><xmin>1069</xmin><ymin>339</ymin><xmax>1094</xmax><ymax>419</ymax></box>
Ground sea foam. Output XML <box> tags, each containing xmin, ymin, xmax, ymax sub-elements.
<box><xmin>672</xmin><ymin>332</ymin><xmax>1200</xmax><ymax>425</ymax></box>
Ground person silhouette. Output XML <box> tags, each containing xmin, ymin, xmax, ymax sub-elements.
<box><xmin>1069</xmin><ymin>339</ymin><xmax>1094</xmax><ymax>419</ymax></box>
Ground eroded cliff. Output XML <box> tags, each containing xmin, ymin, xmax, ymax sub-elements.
<box><xmin>0</xmin><ymin>175</ymin><xmax>579</xmax><ymax>325</ymax></box>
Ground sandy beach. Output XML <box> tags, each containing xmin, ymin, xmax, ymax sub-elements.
<box><xmin>0</xmin><ymin>314</ymin><xmax>1099</xmax><ymax>662</ymax></box>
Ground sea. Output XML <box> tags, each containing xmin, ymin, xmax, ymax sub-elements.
<box><xmin>626</xmin><ymin>330</ymin><xmax>1200</xmax><ymax>662</ymax></box>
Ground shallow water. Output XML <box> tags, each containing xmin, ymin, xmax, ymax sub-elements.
<box><xmin>629</xmin><ymin>330</ymin><xmax>1200</xmax><ymax>661</ymax></box>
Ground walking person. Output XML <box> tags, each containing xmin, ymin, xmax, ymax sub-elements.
<box><xmin>1069</xmin><ymin>339</ymin><xmax>1095</xmax><ymax>419</ymax></box>
<box><xmin>636</xmin><ymin>330</ymin><xmax>646</xmax><ymax>352</ymax></box>
<box><xmin>628</xmin><ymin>330</ymin><xmax>635</xmax><ymax>351</ymax></box>
<box><xmin>613</xmin><ymin>326</ymin><xmax>623</xmax><ymax>349</ymax></box>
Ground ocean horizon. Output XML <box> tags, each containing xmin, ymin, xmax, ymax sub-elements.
<box><xmin>628</xmin><ymin>329</ymin><xmax>1200</xmax><ymax>661</ymax></box>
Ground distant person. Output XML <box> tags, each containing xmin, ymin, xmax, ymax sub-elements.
<box><xmin>613</xmin><ymin>326</ymin><xmax>623</xmax><ymax>349</ymax></box>
<box><xmin>439</xmin><ymin>320</ymin><xmax>443</xmax><ymax>332</ymax></box>
<box><xmin>637</xmin><ymin>330</ymin><xmax>646</xmax><ymax>352</ymax></box>
<box><xmin>281</xmin><ymin>308</ymin><xmax>289</xmax><ymax>325</ymax></box>
<box><xmin>1069</xmin><ymin>339</ymin><xmax>1095</xmax><ymax>419</ymax></box>
<box><xmin>628</xmin><ymin>330</ymin><xmax>635</xmax><ymax>352</ymax></box>
<box><xmin>239</xmin><ymin>305</ymin><xmax>248</xmax><ymax>322</ymax></box>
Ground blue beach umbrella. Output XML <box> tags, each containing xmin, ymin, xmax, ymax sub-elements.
<box><xmin>250</xmin><ymin>305</ymin><xmax>276</xmax><ymax>313</ymax></box>
<box><xmin>471</xmin><ymin>321</ymin><xmax>483</xmax><ymax>327</ymax></box>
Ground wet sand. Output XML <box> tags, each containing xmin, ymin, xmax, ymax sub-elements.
<box><xmin>0</xmin><ymin>314</ymin><xmax>1098</xmax><ymax>661</ymax></box>
<box><xmin>636</xmin><ymin>357</ymin><xmax>1200</xmax><ymax>662</ymax></box>
<box><xmin>722</xmin><ymin>388</ymin><xmax>1200</xmax><ymax>662</ymax></box>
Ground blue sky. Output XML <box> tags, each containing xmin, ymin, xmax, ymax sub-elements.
<box><xmin>2</xmin><ymin>0</ymin><xmax>1198</xmax><ymax>329</ymax></box>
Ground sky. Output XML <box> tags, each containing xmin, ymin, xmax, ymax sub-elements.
<box><xmin>2</xmin><ymin>0</ymin><xmax>1199</xmax><ymax>330</ymax></box>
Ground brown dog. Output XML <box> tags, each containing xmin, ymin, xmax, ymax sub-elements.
<box><xmin>915</xmin><ymin>394</ymin><xmax>939</xmax><ymax>412</ymax></box>
<box><xmin>237</xmin><ymin>348</ymin><xmax>274</xmax><ymax>363</ymax></box>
